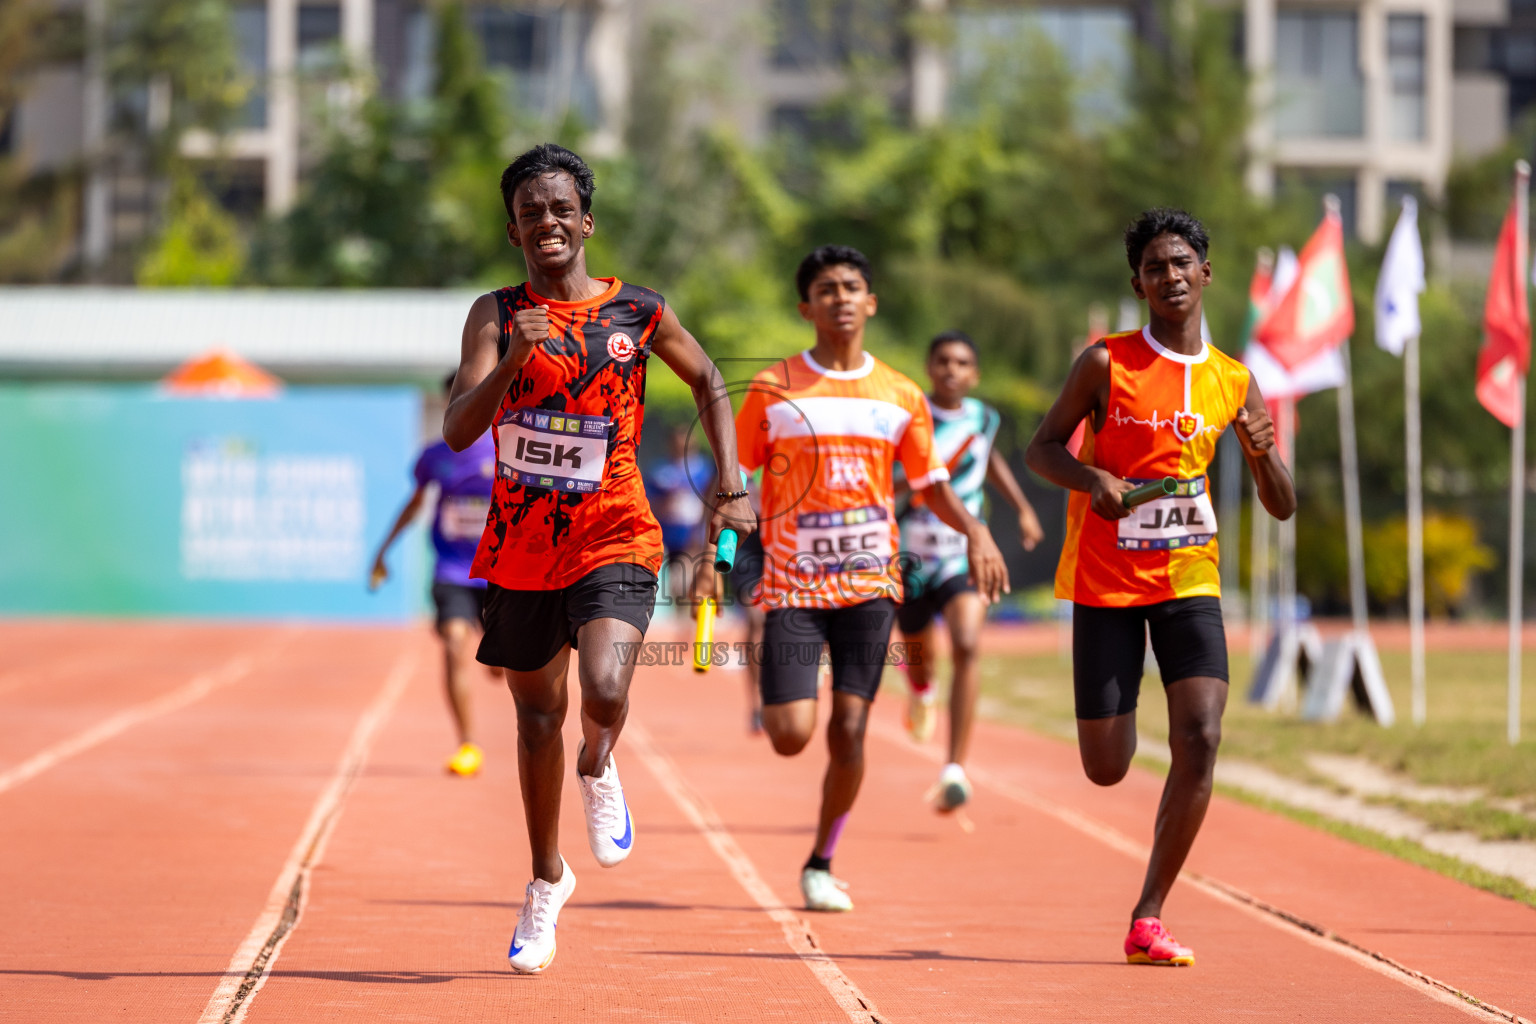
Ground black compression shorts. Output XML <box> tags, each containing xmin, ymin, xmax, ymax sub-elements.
<box><xmin>896</xmin><ymin>573</ymin><xmax>976</xmax><ymax>635</ymax></box>
<box><xmin>477</xmin><ymin>563</ymin><xmax>658</xmax><ymax>673</ymax></box>
<box><xmin>431</xmin><ymin>582</ymin><xmax>486</xmax><ymax>630</ymax></box>
<box><xmin>1072</xmin><ymin>596</ymin><xmax>1228</xmax><ymax>720</ymax></box>
<box><xmin>757</xmin><ymin>598</ymin><xmax>897</xmax><ymax>705</ymax></box>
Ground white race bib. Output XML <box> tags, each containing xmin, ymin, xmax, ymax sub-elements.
<box><xmin>496</xmin><ymin>409</ymin><xmax>610</xmax><ymax>493</ymax></box>
<box><xmin>438</xmin><ymin>495</ymin><xmax>490</xmax><ymax>540</ymax></box>
<box><xmin>1117</xmin><ymin>477</ymin><xmax>1217</xmax><ymax>551</ymax></box>
<box><xmin>905</xmin><ymin>510</ymin><xmax>967</xmax><ymax>562</ymax></box>
<box><xmin>794</xmin><ymin>505</ymin><xmax>893</xmax><ymax>572</ymax></box>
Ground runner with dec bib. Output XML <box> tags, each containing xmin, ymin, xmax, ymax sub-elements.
<box><xmin>1027</xmin><ymin>208</ymin><xmax>1295</xmax><ymax>968</ymax></box>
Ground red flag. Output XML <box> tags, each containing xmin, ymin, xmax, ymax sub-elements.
<box><xmin>1475</xmin><ymin>183</ymin><xmax>1530</xmax><ymax>428</ymax></box>
<box><xmin>1254</xmin><ymin>209</ymin><xmax>1354</xmax><ymax>369</ymax></box>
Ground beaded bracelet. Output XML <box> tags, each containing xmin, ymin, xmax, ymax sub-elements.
<box><xmin>715</xmin><ymin>489</ymin><xmax>750</xmax><ymax>500</ymax></box>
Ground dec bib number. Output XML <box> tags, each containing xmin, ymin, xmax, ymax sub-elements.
<box><xmin>438</xmin><ymin>495</ymin><xmax>490</xmax><ymax>541</ymax></box>
<box><xmin>795</xmin><ymin>505</ymin><xmax>893</xmax><ymax>572</ymax></box>
<box><xmin>1117</xmin><ymin>477</ymin><xmax>1217</xmax><ymax>551</ymax></box>
<box><xmin>496</xmin><ymin>408</ymin><xmax>610</xmax><ymax>493</ymax></box>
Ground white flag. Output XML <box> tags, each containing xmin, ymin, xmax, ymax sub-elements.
<box><xmin>1374</xmin><ymin>196</ymin><xmax>1425</xmax><ymax>357</ymax></box>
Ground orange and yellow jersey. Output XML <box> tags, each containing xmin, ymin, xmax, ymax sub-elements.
<box><xmin>736</xmin><ymin>351</ymin><xmax>948</xmax><ymax>611</ymax></box>
<box><xmin>470</xmin><ymin>278</ymin><xmax>666</xmax><ymax>590</ymax></box>
<box><xmin>1056</xmin><ymin>327</ymin><xmax>1251</xmax><ymax>607</ymax></box>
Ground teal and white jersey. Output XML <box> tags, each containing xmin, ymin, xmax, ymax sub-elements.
<box><xmin>899</xmin><ymin>397</ymin><xmax>1001</xmax><ymax>594</ymax></box>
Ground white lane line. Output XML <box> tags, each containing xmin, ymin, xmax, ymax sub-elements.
<box><xmin>626</xmin><ymin>721</ymin><xmax>887</xmax><ymax>1024</ymax></box>
<box><xmin>196</xmin><ymin>647</ymin><xmax>420</xmax><ymax>1024</ymax></box>
<box><xmin>871</xmin><ymin>720</ymin><xmax>1528</xmax><ymax>1024</ymax></box>
<box><xmin>0</xmin><ymin>634</ymin><xmax>291</xmax><ymax>796</ymax></box>
<box><xmin>198</xmin><ymin>647</ymin><xmax>418</xmax><ymax>1024</ymax></box>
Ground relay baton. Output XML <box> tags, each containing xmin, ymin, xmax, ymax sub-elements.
<box><xmin>1122</xmin><ymin>476</ymin><xmax>1178</xmax><ymax>509</ymax></box>
<box><xmin>693</xmin><ymin>597</ymin><xmax>716</xmax><ymax>673</ymax></box>
<box><xmin>714</xmin><ymin>528</ymin><xmax>739</xmax><ymax>574</ymax></box>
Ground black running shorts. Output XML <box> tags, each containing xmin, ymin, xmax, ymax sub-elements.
<box><xmin>1072</xmin><ymin>596</ymin><xmax>1228</xmax><ymax>720</ymax></box>
<box><xmin>477</xmin><ymin>563</ymin><xmax>658</xmax><ymax>673</ymax></box>
<box><xmin>895</xmin><ymin>573</ymin><xmax>976</xmax><ymax>635</ymax></box>
<box><xmin>431</xmin><ymin>581</ymin><xmax>487</xmax><ymax>630</ymax></box>
<box><xmin>757</xmin><ymin>597</ymin><xmax>897</xmax><ymax>706</ymax></box>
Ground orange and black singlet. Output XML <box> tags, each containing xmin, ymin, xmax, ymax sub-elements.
<box><xmin>470</xmin><ymin>278</ymin><xmax>666</xmax><ymax>590</ymax></box>
<box><xmin>1055</xmin><ymin>327</ymin><xmax>1251</xmax><ymax>608</ymax></box>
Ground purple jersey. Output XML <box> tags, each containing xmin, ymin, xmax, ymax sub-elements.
<box><xmin>414</xmin><ymin>433</ymin><xmax>496</xmax><ymax>587</ymax></box>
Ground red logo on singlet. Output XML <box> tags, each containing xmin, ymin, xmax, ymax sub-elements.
<box><xmin>607</xmin><ymin>333</ymin><xmax>636</xmax><ymax>362</ymax></box>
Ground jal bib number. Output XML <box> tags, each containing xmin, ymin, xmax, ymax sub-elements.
<box><xmin>905</xmin><ymin>509</ymin><xmax>967</xmax><ymax>562</ymax></box>
<box><xmin>795</xmin><ymin>505</ymin><xmax>893</xmax><ymax>572</ymax></box>
<box><xmin>438</xmin><ymin>496</ymin><xmax>490</xmax><ymax>540</ymax></box>
<box><xmin>496</xmin><ymin>408</ymin><xmax>610</xmax><ymax>493</ymax></box>
<box><xmin>1117</xmin><ymin>476</ymin><xmax>1217</xmax><ymax>551</ymax></box>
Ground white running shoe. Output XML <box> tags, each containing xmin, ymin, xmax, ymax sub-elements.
<box><xmin>508</xmin><ymin>858</ymin><xmax>576</xmax><ymax>974</ymax></box>
<box><xmin>905</xmin><ymin>689</ymin><xmax>937</xmax><ymax>744</ymax></box>
<box><xmin>800</xmin><ymin>868</ymin><xmax>854</xmax><ymax>912</ymax></box>
<box><xmin>935</xmin><ymin>762</ymin><xmax>973</xmax><ymax>812</ymax></box>
<box><xmin>576</xmin><ymin>743</ymin><xmax>634</xmax><ymax>868</ymax></box>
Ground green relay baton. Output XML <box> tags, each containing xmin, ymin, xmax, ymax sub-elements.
<box><xmin>1123</xmin><ymin>476</ymin><xmax>1178</xmax><ymax>509</ymax></box>
<box><xmin>713</xmin><ymin>529</ymin><xmax>739</xmax><ymax>574</ymax></box>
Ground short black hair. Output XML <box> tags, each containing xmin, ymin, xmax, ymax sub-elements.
<box><xmin>1124</xmin><ymin>208</ymin><xmax>1210</xmax><ymax>272</ymax></box>
<box><xmin>928</xmin><ymin>330</ymin><xmax>978</xmax><ymax>360</ymax></box>
<box><xmin>795</xmin><ymin>245</ymin><xmax>873</xmax><ymax>302</ymax></box>
<box><xmin>500</xmin><ymin>144</ymin><xmax>595</xmax><ymax>219</ymax></box>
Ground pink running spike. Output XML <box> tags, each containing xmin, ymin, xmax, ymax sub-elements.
<box><xmin>1124</xmin><ymin>917</ymin><xmax>1195</xmax><ymax>966</ymax></box>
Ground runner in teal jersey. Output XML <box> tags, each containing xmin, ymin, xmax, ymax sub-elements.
<box><xmin>898</xmin><ymin>331</ymin><xmax>1044</xmax><ymax>811</ymax></box>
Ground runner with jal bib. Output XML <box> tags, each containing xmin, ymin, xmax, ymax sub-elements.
<box><xmin>736</xmin><ymin>245</ymin><xmax>1009</xmax><ymax>913</ymax></box>
<box><xmin>1026</xmin><ymin>208</ymin><xmax>1295</xmax><ymax>967</ymax></box>
<box><xmin>443</xmin><ymin>144</ymin><xmax>751</xmax><ymax>975</ymax></box>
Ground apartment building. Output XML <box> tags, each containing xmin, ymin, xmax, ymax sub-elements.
<box><xmin>2</xmin><ymin>0</ymin><xmax>1531</xmax><ymax>265</ymax></box>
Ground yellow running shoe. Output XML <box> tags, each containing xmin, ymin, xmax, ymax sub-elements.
<box><xmin>446</xmin><ymin>742</ymin><xmax>484</xmax><ymax>777</ymax></box>
<box><xmin>905</xmin><ymin>690</ymin><xmax>937</xmax><ymax>744</ymax></box>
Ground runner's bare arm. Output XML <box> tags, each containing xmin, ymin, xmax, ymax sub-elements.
<box><xmin>369</xmin><ymin>484</ymin><xmax>428</xmax><ymax>587</ymax></box>
<box><xmin>1235</xmin><ymin>377</ymin><xmax>1297</xmax><ymax>520</ymax></box>
<box><xmin>917</xmin><ymin>480</ymin><xmax>1010</xmax><ymax>604</ymax></box>
<box><xmin>1024</xmin><ymin>344</ymin><xmax>1135</xmax><ymax>521</ymax></box>
<box><xmin>443</xmin><ymin>293</ymin><xmax>548</xmax><ymax>451</ymax></box>
<box><xmin>649</xmin><ymin>305</ymin><xmax>756</xmax><ymax>555</ymax></box>
<box><xmin>985</xmin><ymin>448</ymin><xmax>1044</xmax><ymax>551</ymax></box>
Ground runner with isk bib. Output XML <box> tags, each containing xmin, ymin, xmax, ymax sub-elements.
<box><xmin>443</xmin><ymin>144</ymin><xmax>752</xmax><ymax>974</ymax></box>
<box><xmin>1026</xmin><ymin>209</ymin><xmax>1295</xmax><ymax>966</ymax></box>
<box><xmin>736</xmin><ymin>246</ymin><xmax>1009</xmax><ymax>913</ymax></box>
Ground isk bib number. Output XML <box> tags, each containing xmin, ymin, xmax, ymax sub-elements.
<box><xmin>1117</xmin><ymin>476</ymin><xmax>1217</xmax><ymax>551</ymax></box>
<box><xmin>795</xmin><ymin>505</ymin><xmax>893</xmax><ymax>572</ymax></box>
<box><xmin>496</xmin><ymin>408</ymin><xmax>610</xmax><ymax>493</ymax></box>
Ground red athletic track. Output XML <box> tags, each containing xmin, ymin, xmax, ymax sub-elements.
<box><xmin>1</xmin><ymin>620</ymin><xmax>1532</xmax><ymax>1024</ymax></box>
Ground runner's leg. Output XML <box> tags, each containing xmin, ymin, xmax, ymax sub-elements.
<box><xmin>1131</xmin><ymin>674</ymin><xmax>1226</xmax><ymax>921</ymax></box>
<box><xmin>812</xmin><ymin>690</ymin><xmax>872</xmax><ymax>858</ymax></box>
<box><xmin>940</xmin><ymin>590</ymin><xmax>985</xmax><ymax>766</ymax></box>
<box><xmin>572</xmin><ymin>617</ymin><xmax>644</xmax><ymax>778</ymax></box>
<box><xmin>439</xmin><ymin>618</ymin><xmax>477</xmax><ymax>745</ymax></box>
<box><xmin>505</xmin><ymin>648</ymin><xmax>574</xmax><ymax>884</ymax></box>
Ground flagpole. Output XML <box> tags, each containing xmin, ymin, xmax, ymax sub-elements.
<box><xmin>1278</xmin><ymin>398</ymin><xmax>1297</xmax><ymax>708</ymax></box>
<box><xmin>1508</xmin><ymin>160</ymin><xmax>1530</xmax><ymax>745</ymax></box>
<box><xmin>1326</xmin><ymin>193</ymin><xmax>1371</xmax><ymax>644</ymax></box>
<box><xmin>1406</xmin><ymin>329</ymin><xmax>1426</xmax><ymax>725</ymax></box>
<box><xmin>1250</xmin><ymin>477</ymin><xmax>1270</xmax><ymax>666</ymax></box>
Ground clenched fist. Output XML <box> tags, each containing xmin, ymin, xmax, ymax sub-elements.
<box><xmin>506</xmin><ymin>305</ymin><xmax>551</xmax><ymax>369</ymax></box>
<box><xmin>1234</xmin><ymin>405</ymin><xmax>1276</xmax><ymax>457</ymax></box>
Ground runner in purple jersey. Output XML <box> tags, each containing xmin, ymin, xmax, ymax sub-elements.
<box><xmin>371</xmin><ymin>373</ymin><xmax>498</xmax><ymax>777</ymax></box>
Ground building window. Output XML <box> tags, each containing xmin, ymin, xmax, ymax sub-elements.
<box><xmin>951</xmin><ymin>7</ymin><xmax>1132</xmax><ymax>125</ymax></box>
<box><xmin>1275</xmin><ymin>11</ymin><xmax>1364</xmax><ymax>138</ymax></box>
<box><xmin>400</xmin><ymin>6</ymin><xmax>435</xmax><ymax>102</ymax></box>
<box><xmin>470</xmin><ymin>7</ymin><xmax>598</xmax><ymax>126</ymax></box>
<box><xmin>1387</xmin><ymin>14</ymin><xmax>1426</xmax><ymax>142</ymax></box>
<box><xmin>232</xmin><ymin>3</ymin><xmax>268</xmax><ymax>129</ymax></box>
<box><xmin>298</xmin><ymin>3</ymin><xmax>342</xmax><ymax>69</ymax></box>
<box><xmin>771</xmin><ymin>0</ymin><xmax>901</xmax><ymax>70</ymax></box>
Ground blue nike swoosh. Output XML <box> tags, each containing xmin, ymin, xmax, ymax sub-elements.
<box><xmin>612</xmin><ymin>804</ymin><xmax>633</xmax><ymax>850</ymax></box>
<box><xmin>508</xmin><ymin>939</ymin><xmax>523</xmax><ymax>957</ymax></box>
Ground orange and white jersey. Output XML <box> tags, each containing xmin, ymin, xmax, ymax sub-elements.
<box><xmin>1056</xmin><ymin>327</ymin><xmax>1251</xmax><ymax>607</ymax></box>
<box><xmin>736</xmin><ymin>351</ymin><xmax>948</xmax><ymax>610</ymax></box>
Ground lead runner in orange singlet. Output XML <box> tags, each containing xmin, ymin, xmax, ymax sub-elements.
<box><xmin>1026</xmin><ymin>209</ymin><xmax>1295</xmax><ymax>967</ymax></box>
<box><xmin>443</xmin><ymin>144</ymin><xmax>753</xmax><ymax>975</ymax></box>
